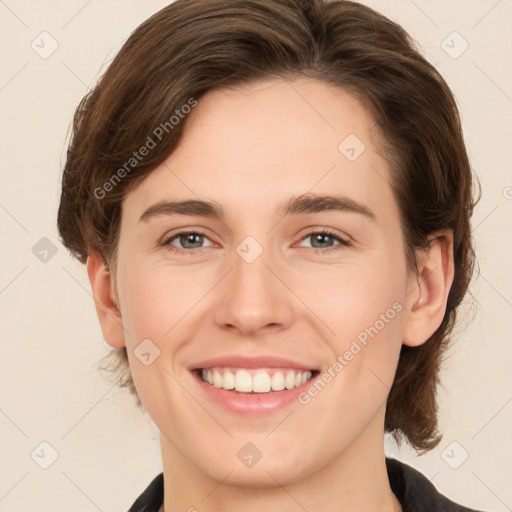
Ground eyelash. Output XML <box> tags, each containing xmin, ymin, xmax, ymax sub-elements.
<box><xmin>160</xmin><ymin>228</ymin><xmax>351</xmax><ymax>256</ymax></box>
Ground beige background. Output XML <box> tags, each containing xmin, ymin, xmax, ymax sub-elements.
<box><xmin>1</xmin><ymin>0</ymin><xmax>511</xmax><ymax>510</ymax></box>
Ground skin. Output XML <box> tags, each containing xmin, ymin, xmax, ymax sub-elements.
<box><xmin>88</xmin><ymin>77</ymin><xmax>454</xmax><ymax>511</ymax></box>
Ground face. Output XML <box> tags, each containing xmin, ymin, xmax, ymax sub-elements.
<box><xmin>111</xmin><ymin>78</ymin><xmax>420</xmax><ymax>486</ymax></box>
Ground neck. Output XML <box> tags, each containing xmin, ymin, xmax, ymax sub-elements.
<box><xmin>159</xmin><ymin>413</ymin><xmax>400</xmax><ymax>512</ymax></box>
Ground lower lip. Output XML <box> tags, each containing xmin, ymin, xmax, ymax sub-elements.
<box><xmin>191</xmin><ymin>371</ymin><xmax>317</xmax><ymax>415</ymax></box>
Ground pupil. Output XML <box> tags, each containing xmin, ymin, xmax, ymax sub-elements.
<box><xmin>314</xmin><ymin>234</ymin><xmax>332</xmax><ymax>248</ymax></box>
<box><xmin>183</xmin><ymin>233</ymin><xmax>202</xmax><ymax>248</ymax></box>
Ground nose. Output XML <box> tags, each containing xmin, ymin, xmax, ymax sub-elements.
<box><xmin>213</xmin><ymin>244</ymin><xmax>295</xmax><ymax>336</ymax></box>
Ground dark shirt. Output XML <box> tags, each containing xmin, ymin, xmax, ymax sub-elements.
<box><xmin>127</xmin><ymin>457</ymin><xmax>484</xmax><ymax>511</ymax></box>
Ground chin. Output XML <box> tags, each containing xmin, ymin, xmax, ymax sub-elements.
<box><xmin>171</xmin><ymin>433</ymin><xmax>309</xmax><ymax>489</ymax></box>
<box><xmin>215</xmin><ymin>460</ymin><xmax>310</xmax><ymax>489</ymax></box>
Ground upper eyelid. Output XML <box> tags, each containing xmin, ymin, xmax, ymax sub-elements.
<box><xmin>161</xmin><ymin>226</ymin><xmax>209</xmax><ymax>240</ymax></box>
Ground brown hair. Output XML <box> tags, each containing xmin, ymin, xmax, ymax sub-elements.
<box><xmin>57</xmin><ymin>0</ymin><xmax>478</xmax><ymax>452</ymax></box>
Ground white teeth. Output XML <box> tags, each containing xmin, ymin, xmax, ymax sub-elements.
<box><xmin>223</xmin><ymin>370</ymin><xmax>235</xmax><ymax>390</ymax></box>
<box><xmin>200</xmin><ymin>368</ymin><xmax>313</xmax><ymax>393</ymax></box>
<box><xmin>252</xmin><ymin>371</ymin><xmax>271</xmax><ymax>393</ymax></box>
<box><xmin>212</xmin><ymin>369</ymin><xmax>223</xmax><ymax>388</ymax></box>
<box><xmin>285</xmin><ymin>371</ymin><xmax>295</xmax><ymax>390</ymax></box>
<box><xmin>234</xmin><ymin>370</ymin><xmax>252</xmax><ymax>392</ymax></box>
<box><xmin>271</xmin><ymin>372</ymin><xmax>285</xmax><ymax>391</ymax></box>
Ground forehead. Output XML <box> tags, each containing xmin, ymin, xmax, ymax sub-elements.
<box><xmin>182</xmin><ymin>78</ymin><xmax>378</xmax><ymax>165</ymax></box>
<box><xmin>122</xmin><ymin>77</ymin><xmax>398</xmax><ymax>226</ymax></box>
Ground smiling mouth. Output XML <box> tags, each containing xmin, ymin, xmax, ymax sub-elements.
<box><xmin>196</xmin><ymin>367</ymin><xmax>319</xmax><ymax>393</ymax></box>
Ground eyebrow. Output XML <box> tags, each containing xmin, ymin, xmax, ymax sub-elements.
<box><xmin>138</xmin><ymin>193</ymin><xmax>376</xmax><ymax>223</ymax></box>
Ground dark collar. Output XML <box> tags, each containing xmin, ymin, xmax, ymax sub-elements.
<box><xmin>386</xmin><ymin>457</ymin><xmax>482</xmax><ymax>511</ymax></box>
<box><xmin>128</xmin><ymin>458</ymin><xmax>484</xmax><ymax>511</ymax></box>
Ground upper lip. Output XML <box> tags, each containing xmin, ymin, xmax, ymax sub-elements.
<box><xmin>189</xmin><ymin>355</ymin><xmax>318</xmax><ymax>371</ymax></box>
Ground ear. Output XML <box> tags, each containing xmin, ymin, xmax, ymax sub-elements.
<box><xmin>402</xmin><ymin>230</ymin><xmax>455</xmax><ymax>347</ymax></box>
<box><xmin>87</xmin><ymin>250</ymin><xmax>126</xmax><ymax>349</ymax></box>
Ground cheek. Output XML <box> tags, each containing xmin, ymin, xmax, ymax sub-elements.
<box><xmin>117</xmin><ymin>260</ymin><xmax>214</xmax><ymax>343</ymax></box>
<box><xmin>115</xmin><ymin>263</ymin><xmax>202</xmax><ymax>416</ymax></box>
<box><xmin>297</xmin><ymin>251</ymin><xmax>407</xmax><ymax>397</ymax></box>
<box><xmin>115</xmin><ymin>260</ymin><xmax>220</xmax><ymax>408</ymax></box>
<box><xmin>301</xmin><ymin>260</ymin><xmax>406</xmax><ymax>343</ymax></box>
<box><xmin>293</xmin><ymin>266</ymin><xmax>406</xmax><ymax>445</ymax></box>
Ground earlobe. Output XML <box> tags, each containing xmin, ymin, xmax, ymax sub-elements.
<box><xmin>402</xmin><ymin>231</ymin><xmax>455</xmax><ymax>347</ymax></box>
<box><xmin>86</xmin><ymin>250</ymin><xmax>126</xmax><ymax>349</ymax></box>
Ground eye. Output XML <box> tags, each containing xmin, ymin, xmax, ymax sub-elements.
<box><xmin>296</xmin><ymin>229</ymin><xmax>351</xmax><ymax>254</ymax></box>
<box><xmin>160</xmin><ymin>228</ymin><xmax>351</xmax><ymax>257</ymax></box>
<box><xmin>161</xmin><ymin>229</ymin><xmax>214</xmax><ymax>255</ymax></box>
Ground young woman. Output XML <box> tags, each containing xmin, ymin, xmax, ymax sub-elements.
<box><xmin>57</xmin><ymin>1</ymin><xmax>482</xmax><ymax>510</ymax></box>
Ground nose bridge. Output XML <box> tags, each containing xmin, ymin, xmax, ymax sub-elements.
<box><xmin>213</xmin><ymin>236</ymin><xmax>294</xmax><ymax>334</ymax></box>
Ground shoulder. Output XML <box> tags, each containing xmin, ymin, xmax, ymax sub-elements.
<box><xmin>127</xmin><ymin>472</ymin><xmax>164</xmax><ymax>512</ymax></box>
<box><xmin>386</xmin><ymin>457</ymin><xmax>485</xmax><ymax>512</ymax></box>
